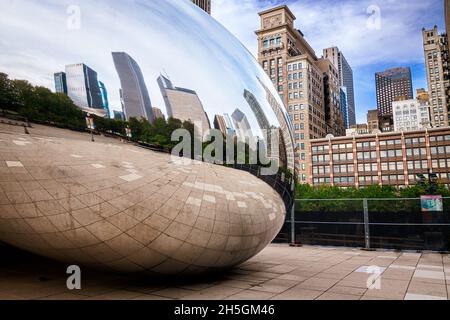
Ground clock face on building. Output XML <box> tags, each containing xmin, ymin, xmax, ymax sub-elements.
<box><xmin>264</xmin><ymin>14</ymin><xmax>282</xmax><ymax>28</ymax></box>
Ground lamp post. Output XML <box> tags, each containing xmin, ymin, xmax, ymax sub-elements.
<box><xmin>125</xmin><ymin>126</ymin><xmax>132</xmax><ymax>142</ymax></box>
<box><xmin>86</xmin><ymin>113</ymin><xmax>95</xmax><ymax>142</ymax></box>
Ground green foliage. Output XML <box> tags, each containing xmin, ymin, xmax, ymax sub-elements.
<box><xmin>296</xmin><ymin>183</ymin><xmax>449</xmax><ymax>199</ymax></box>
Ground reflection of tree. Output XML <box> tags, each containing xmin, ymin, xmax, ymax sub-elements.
<box><xmin>0</xmin><ymin>72</ymin><xmax>86</xmax><ymax>130</ymax></box>
<box><xmin>0</xmin><ymin>72</ymin><xmax>292</xmax><ymax>172</ymax></box>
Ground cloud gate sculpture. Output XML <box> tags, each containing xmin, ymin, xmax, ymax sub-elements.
<box><xmin>0</xmin><ymin>0</ymin><xmax>295</xmax><ymax>274</ymax></box>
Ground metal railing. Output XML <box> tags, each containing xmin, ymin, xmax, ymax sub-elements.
<box><xmin>275</xmin><ymin>197</ymin><xmax>450</xmax><ymax>252</ymax></box>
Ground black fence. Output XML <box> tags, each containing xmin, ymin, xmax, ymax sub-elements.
<box><xmin>276</xmin><ymin>198</ymin><xmax>450</xmax><ymax>252</ymax></box>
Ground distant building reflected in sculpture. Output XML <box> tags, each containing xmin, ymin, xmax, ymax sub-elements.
<box><xmin>258</xmin><ymin>78</ymin><xmax>295</xmax><ymax>173</ymax></box>
<box><xmin>214</xmin><ymin>114</ymin><xmax>228</xmax><ymax>136</ymax></box>
<box><xmin>54</xmin><ymin>72</ymin><xmax>67</xmax><ymax>94</ymax></box>
<box><xmin>157</xmin><ymin>74</ymin><xmax>211</xmax><ymax>135</ymax></box>
<box><xmin>152</xmin><ymin>107</ymin><xmax>165</xmax><ymax>120</ymax></box>
<box><xmin>231</xmin><ymin>108</ymin><xmax>253</xmax><ymax>143</ymax></box>
<box><xmin>98</xmin><ymin>81</ymin><xmax>110</xmax><ymax>117</ymax></box>
<box><xmin>112</xmin><ymin>52</ymin><xmax>154</xmax><ymax>123</ymax></box>
<box><xmin>65</xmin><ymin>63</ymin><xmax>105</xmax><ymax>117</ymax></box>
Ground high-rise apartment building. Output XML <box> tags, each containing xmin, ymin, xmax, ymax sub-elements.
<box><xmin>157</xmin><ymin>74</ymin><xmax>211</xmax><ymax>135</ymax></box>
<box><xmin>393</xmin><ymin>89</ymin><xmax>431</xmax><ymax>132</ymax></box>
<box><xmin>256</xmin><ymin>5</ymin><xmax>327</xmax><ymax>182</ymax></box>
<box><xmin>422</xmin><ymin>26</ymin><xmax>450</xmax><ymax>127</ymax></box>
<box><xmin>375</xmin><ymin>67</ymin><xmax>413</xmax><ymax>117</ymax></box>
<box><xmin>323</xmin><ymin>47</ymin><xmax>356</xmax><ymax>127</ymax></box>
<box><xmin>54</xmin><ymin>72</ymin><xmax>67</xmax><ymax>94</ymax></box>
<box><xmin>112</xmin><ymin>52</ymin><xmax>154</xmax><ymax>123</ymax></box>
<box><xmin>191</xmin><ymin>0</ymin><xmax>211</xmax><ymax>14</ymax></box>
<box><xmin>317</xmin><ymin>58</ymin><xmax>346</xmax><ymax>137</ymax></box>
<box><xmin>65</xmin><ymin>63</ymin><xmax>105</xmax><ymax>116</ymax></box>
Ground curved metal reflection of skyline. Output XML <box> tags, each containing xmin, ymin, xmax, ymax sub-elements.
<box><xmin>0</xmin><ymin>0</ymin><xmax>295</xmax><ymax>172</ymax></box>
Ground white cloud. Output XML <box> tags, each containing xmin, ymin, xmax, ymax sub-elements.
<box><xmin>213</xmin><ymin>0</ymin><xmax>443</xmax><ymax>66</ymax></box>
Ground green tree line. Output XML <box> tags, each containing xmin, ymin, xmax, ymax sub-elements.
<box><xmin>0</xmin><ymin>72</ymin><xmax>284</xmax><ymax>170</ymax></box>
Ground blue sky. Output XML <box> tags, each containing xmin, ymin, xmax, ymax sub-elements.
<box><xmin>212</xmin><ymin>0</ymin><xmax>445</xmax><ymax>123</ymax></box>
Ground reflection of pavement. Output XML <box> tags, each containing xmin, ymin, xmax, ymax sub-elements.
<box><xmin>0</xmin><ymin>121</ymin><xmax>285</xmax><ymax>274</ymax></box>
<box><xmin>0</xmin><ymin>244</ymin><xmax>449</xmax><ymax>300</ymax></box>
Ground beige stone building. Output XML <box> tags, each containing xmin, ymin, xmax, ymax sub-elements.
<box><xmin>256</xmin><ymin>5</ymin><xmax>327</xmax><ymax>182</ymax></box>
<box><xmin>422</xmin><ymin>26</ymin><xmax>450</xmax><ymax>127</ymax></box>
<box><xmin>191</xmin><ymin>0</ymin><xmax>211</xmax><ymax>14</ymax></box>
<box><xmin>367</xmin><ymin>110</ymin><xmax>379</xmax><ymax>133</ymax></box>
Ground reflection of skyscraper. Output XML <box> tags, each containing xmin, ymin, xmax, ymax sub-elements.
<box><xmin>54</xmin><ymin>72</ymin><xmax>67</xmax><ymax>94</ymax></box>
<box><xmin>231</xmin><ymin>108</ymin><xmax>253</xmax><ymax>142</ymax></box>
<box><xmin>191</xmin><ymin>0</ymin><xmax>211</xmax><ymax>14</ymax></box>
<box><xmin>243</xmin><ymin>89</ymin><xmax>270</xmax><ymax>131</ymax></box>
<box><xmin>113</xmin><ymin>110</ymin><xmax>125</xmax><ymax>121</ymax></box>
<box><xmin>112</xmin><ymin>52</ymin><xmax>154</xmax><ymax>123</ymax></box>
<box><xmin>258</xmin><ymin>77</ymin><xmax>295</xmax><ymax>174</ymax></box>
<box><xmin>214</xmin><ymin>115</ymin><xmax>227</xmax><ymax>136</ymax></box>
<box><xmin>65</xmin><ymin>63</ymin><xmax>104</xmax><ymax>115</ymax></box>
<box><xmin>98</xmin><ymin>81</ymin><xmax>110</xmax><ymax>117</ymax></box>
<box><xmin>223</xmin><ymin>113</ymin><xmax>236</xmax><ymax>136</ymax></box>
<box><xmin>244</xmin><ymin>89</ymin><xmax>275</xmax><ymax>157</ymax></box>
<box><xmin>157</xmin><ymin>74</ymin><xmax>211</xmax><ymax>134</ymax></box>
<box><xmin>152</xmin><ymin>107</ymin><xmax>165</xmax><ymax>120</ymax></box>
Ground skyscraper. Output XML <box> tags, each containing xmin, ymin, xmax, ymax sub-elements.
<box><xmin>375</xmin><ymin>67</ymin><xmax>413</xmax><ymax>117</ymax></box>
<box><xmin>98</xmin><ymin>81</ymin><xmax>110</xmax><ymax>118</ymax></box>
<box><xmin>317</xmin><ymin>58</ymin><xmax>346</xmax><ymax>137</ymax></box>
<box><xmin>323</xmin><ymin>47</ymin><xmax>356</xmax><ymax>127</ymax></box>
<box><xmin>54</xmin><ymin>72</ymin><xmax>67</xmax><ymax>94</ymax></box>
<box><xmin>243</xmin><ymin>89</ymin><xmax>270</xmax><ymax>132</ymax></box>
<box><xmin>257</xmin><ymin>5</ymin><xmax>327</xmax><ymax>182</ymax></box>
<box><xmin>191</xmin><ymin>0</ymin><xmax>211</xmax><ymax>14</ymax></box>
<box><xmin>223</xmin><ymin>113</ymin><xmax>236</xmax><ymax>136</ymax></box>
<box><xmin>65</xmin><ymin>63</ymin><xmax>105</xmax><ymax>116</ymax></box>
<box><xmin>445</xmin><ymin>0</ymin><xmax>450</xmax><ymax>53</ymax></box>
<box><xmin>231</xmin><ymin>108</ymin><xmax>253</xmax><ymax>142</ymax></box>
<box><xmin>422</xmin><ymin>26</ymin><xmax>450</xmax><ymax>127</ymax></box>
<box><xmin>112</xmin><ymin>52</ymin><xmax>154</xmax><ymax>123</ymax></box>
<box><xmin>214</xmin><ymin>114</ymin><xmax>228</xmax><ymax>136</ymax></box>
<box><xmin>152</xmin><ymin>107</ymin><xmax>165</xmax><ymax>120</ymax></box>
<box><xmin>340</xmin><ymin>87</ymin><xmax>349</xmax><ymax>128</ymax></box>
<box><xmin>157</xmin><ymin>74</ymin><xmax>211</xmax><ymax>135</ymax></box>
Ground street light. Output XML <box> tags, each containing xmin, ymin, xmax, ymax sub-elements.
<box><xmin>85</xmin><ymin>112</ymin><xmax>95</xmax><ymax>142</ymax></box>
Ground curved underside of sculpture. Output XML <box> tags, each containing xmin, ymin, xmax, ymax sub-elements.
<box><xmin>0</xmin><ymin>124</ymin><xmax>286</xmax><ymax>275</ymax></box>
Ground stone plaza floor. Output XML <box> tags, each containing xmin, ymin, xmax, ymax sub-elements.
<box><xmin>0</xmin><ymin>244</ymin><xmax>449</xmax><ymax>300</ymax></box>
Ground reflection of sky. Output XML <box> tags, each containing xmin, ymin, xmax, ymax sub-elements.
<box><xmin>0</xmin><ymin>0</ymin><xmax>289</xmax><ymax>140</ymax></box>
